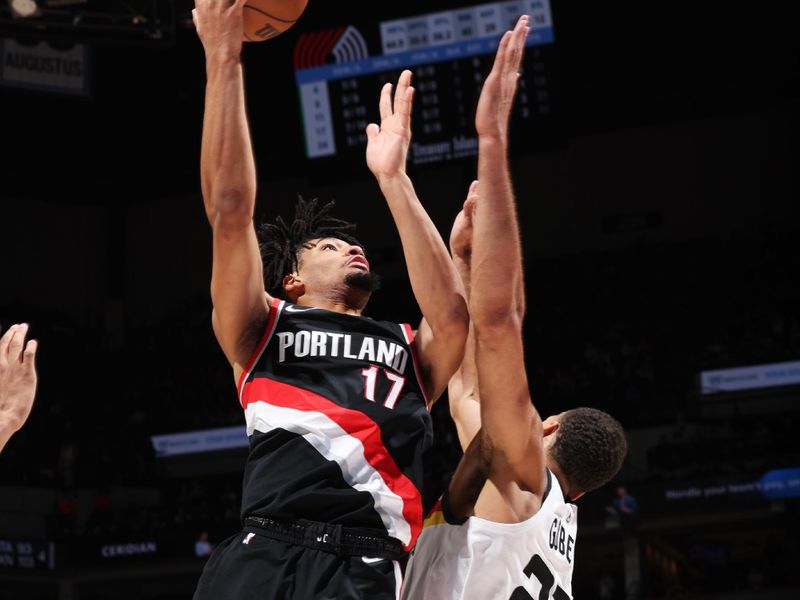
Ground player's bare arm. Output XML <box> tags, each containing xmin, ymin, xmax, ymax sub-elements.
<box><xmin>366</xmin><ymin>69</ymin><xmax>469</xmax><ymax>402</ymax></box>
<box><xmin>448</xmin><ymin>182</ymin><xmax>525</xmax><ymax>453</ymax></box>
<box><xmin>470</xmin><ymin>16</ymin><xmax>550</xmax><ymax>498</ymax></box>
<box><xmin>195</xmin><ymin>0</ymin><xmax>270</xmax><ymax>378</ymax></box>
<box><xmin>446</xmin><ymin>182</ymin><xmax>482</xmax><ymax>450</ymax></box>
<box><xmin>0</xmin><ymin>324</ymin><xmax>38</xmax><ymax>453</ymax></box>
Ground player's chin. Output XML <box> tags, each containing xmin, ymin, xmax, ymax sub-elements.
<box><xmin>345</xmin><ymin>269</ymin><xmax>381</xmax><ymax>292</ymax></box>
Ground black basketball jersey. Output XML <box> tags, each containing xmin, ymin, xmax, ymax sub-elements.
<box><xmin>237</xmin><ymin>299</ymin><xmax>433</xmax><ymax>551</ymax></box>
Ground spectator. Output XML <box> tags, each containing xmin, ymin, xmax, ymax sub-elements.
<box><xmin>612</xmin><ymin>486</ymin><xmax>639</xmax><ymax>515</ymax></box>
<box><xmin>195</xmin><ymin>531</ymin><xmax>213</xmax><ymax>557</ymax></box>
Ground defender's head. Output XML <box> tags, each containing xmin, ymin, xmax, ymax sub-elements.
<box><xmin>258</xmin><ymin>196</ymin><xmax>380</xmax><ymax>307</ymax></box>
<box><xmin>542</xmin><ymin>407</ymin><xmax>627</xmax><ymax>500</ymax></box>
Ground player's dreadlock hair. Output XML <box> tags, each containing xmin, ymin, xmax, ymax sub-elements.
<box><xmin>550</xmin><ymin>407</ymin><xmax>627</xmax><ymax>494</ymax></box>
<box><xmin>257</xmin><ymin>195</ymin><xmax>364</xmax><ymax>299</ymax></box>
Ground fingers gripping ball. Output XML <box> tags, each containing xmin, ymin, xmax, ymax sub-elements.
<box><xmin>243</xmin><ymin>0</ymin><xmax>308</xmax><ymax>42</ymax></box>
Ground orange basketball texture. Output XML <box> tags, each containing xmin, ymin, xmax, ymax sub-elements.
<box><xmin>243</xmin><ymin>0</ymin><xmax>309</xmax><ymax>42</ymax></box>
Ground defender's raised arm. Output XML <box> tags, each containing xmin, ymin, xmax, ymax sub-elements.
<box><xmin>446</xmin><ymin>183</ymin><xmax>482</xmax><ymax>451</ymax></box>
<box><xmin>469</xmin><ymin>17</ymin><xmax>549</xmax><ymax>495</ymax></box>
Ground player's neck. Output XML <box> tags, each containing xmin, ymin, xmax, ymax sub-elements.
<box><xmin>295</xmin><ymin>289</ymin><xmax>367</xmax><ymax>316</ymax></box>
<box><xmin>547</xmin><ymin>461</ymin><xmax>576</xmax><ymax>502</ymax></box>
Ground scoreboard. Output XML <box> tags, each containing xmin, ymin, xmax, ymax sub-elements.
<box><xmin>294</xmin><ymin>0</ymin><xmax>556</xmax><ymax>166</ymax></box>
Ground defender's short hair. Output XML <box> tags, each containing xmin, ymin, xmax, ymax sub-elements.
<box><xmin>257</xmin><ymin>195</ymin><xmax>362</xmax><ymax>298</ymax></box>
<box><xmin>551</xmin><ymin>407</ymin><xmax>627</xmax><ymax>494</ymax></box>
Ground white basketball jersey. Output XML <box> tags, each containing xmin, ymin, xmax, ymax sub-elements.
<box><xmin>402</xmin><ymin>471</ymin><xmax>578</xmax><ymax>600</ymax></box>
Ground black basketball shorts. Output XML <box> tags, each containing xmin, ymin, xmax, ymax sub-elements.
<box><xmin>193</xmin><ymin>529</ymin><xmax>402</xmax><ymax>600</ymax></box>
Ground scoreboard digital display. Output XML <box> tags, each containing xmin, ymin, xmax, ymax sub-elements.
<box><xmin>294</xmin><ymin>0</ymin><xmax>556</xmax><ymax>166</ymax></box>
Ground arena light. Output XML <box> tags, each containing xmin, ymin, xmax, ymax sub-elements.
<box><xmin>7</xmin><ymin>0</ymin><xmax>41</xmax><ymax>18</ymax></box>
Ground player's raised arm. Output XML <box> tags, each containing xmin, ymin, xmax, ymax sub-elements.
<box><xmin>0</xmin><ymin>324</ymin><xmax>38</xmax><ymax>453</ymax></box>
<box><xmin>366</xmin><ymin>70</ymin><xmax>469</xmax><ymax>402</ymax></box>
<box><xmin>194</xmin><ymin>0</ymin><xmax>269</xmax><ymax>376</ymax></box>
<box><xmin>446</xmin><ymin>183</ymin><xmax>482</xmax><ymax>450</ymax></box>
<box><xmin>470</xmin><ymin>17</ymin><xmax>549</xmax><ymax>495</ymax></box>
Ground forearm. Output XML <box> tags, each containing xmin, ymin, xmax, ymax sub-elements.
<box><xmin>448</xmin><ymin>324</ymin><xmax>481</xmax><ymax>450</ymax></box>
<box><xmin>453</xmin><ymin>253</ymin><xmax>471</xmax><ymax>299</ymax></box>
<box><xmin>447</xmin><ymin>429</ymin><xmax>491</xmax><ymax>519</ymax></box>
<box><xmin>379</xmin><ymin>174</ymin><xmax>468</xmax><ymax>332</ymax></box>
<box><xmin>471</xmin><ymin>138</ymin><xmax>524</xmax><ymax>327</ymax></box>
<box><xmin>450</xmin><ymin>253</ymin><xmax>477</xmax><ymax>409</ymax></box>
<box><xmin>201</xmin><ymin>56</ymin><xmax>257</xmax><ymax>223</ymax></box>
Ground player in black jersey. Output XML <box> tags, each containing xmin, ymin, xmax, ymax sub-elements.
<box><xmin>192</xmin><ymin>2</ymin><xmax>468</xmax><ymax>599</ymax></box>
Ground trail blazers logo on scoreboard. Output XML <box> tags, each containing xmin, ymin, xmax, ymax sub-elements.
<box><xmin>293</xmin><ymin>26</ymin><xmax>369</xmax><ymax>69</ymax></box>
<box><xmin>292</xmin><ymin>1</ymin><xmax>555</xmax><ymax>161</ymax></box>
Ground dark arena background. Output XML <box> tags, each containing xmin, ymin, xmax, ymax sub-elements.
<box><xmin>1</xmin><ymin>1</ymin><xmax>799</xmax><ymax>599</ymax></box>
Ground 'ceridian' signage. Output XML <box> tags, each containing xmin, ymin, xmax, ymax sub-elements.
<box><xmin>100</xmin><ymin>541</ymin><xmax>157</xmax><ymax>559</ymax></box>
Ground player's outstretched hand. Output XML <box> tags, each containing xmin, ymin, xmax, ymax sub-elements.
<box><xmin>475</xmin><ymin>15</ymin><xmax>530</xmax><ymax>144</ymax></box>
<box><xmin>193</xmin><ymin>0</ymin><xmax>247</xmax><ymax>60</ymax></box>
<box><xmin>366</xmin><ymin>70</ymin><xmax>415</xmax><ymax>182</ymax></box>
<box><xmin>0</xmin><ymin>324</ymin><xmax>38</xmax><ymax>453</ymax></box>
<box><xmin>450</xmin><ymin>180</ymin><xmax>479</xmax><ymax>263</ymax></box>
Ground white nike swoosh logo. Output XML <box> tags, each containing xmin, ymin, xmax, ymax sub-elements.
<box><xmin>284</xmin><ymin>305</ymin><xmax>315</xmax><ymax>313</ymax></box>
<box><xmin>361</xmin><ymin>556</ymin><xmax>385</xmax><ymax>564</ymax></box>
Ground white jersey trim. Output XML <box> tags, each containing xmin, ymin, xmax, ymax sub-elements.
<box><xmin>400</xmin><ymin>323</ymin><xmax>431</xmax><ymax>409</ymax></box>
<box><xmin>237</xmin><ymin>300</ymin><xmax>285</xmax><ymax>402</ymax></box>
<box><xmin>245</xmin><ymin>400</ymin><xmax>412</xmax><ymax>546</ymax></box>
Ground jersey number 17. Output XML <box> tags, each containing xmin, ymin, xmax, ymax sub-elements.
<box><xmin>361</xmin><ymin>366</ymin><xmax>406</xmax><ymax>409</ymax></box>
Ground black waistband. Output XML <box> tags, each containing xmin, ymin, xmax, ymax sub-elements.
<box><xmin>243</xmin><ymin>515</ymin><xmax>405</xmax><ymax>560</ymax></box>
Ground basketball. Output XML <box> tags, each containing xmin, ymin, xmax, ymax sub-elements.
<box><xmin>243</xmin><ymin>0</ymin><xmax>308</xmax><ymax>42</ymax></box>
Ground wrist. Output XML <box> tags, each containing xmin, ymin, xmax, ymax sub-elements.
<box><xmin>205</xmin><ymin>50</ymin><xmax>243</xmax><ymax>73</ymax></box>
<box><xmin>0</xmin><ymin>416</ymin><xmax>18</xmax><ymax>436</ymax></box>
<box><xmin>376</xmin><ymin>171</ymin><xmax>411</xmax><ymax>190</ymax></box>
<box><xmin>452</xmin><ymin>252</ymin><xmax>471</xmax><ymax>271</ymax></box>
<box><xmin>478</xmin><ymin>134</ymin><xmax>508</xmax><ymax>149</ymax></box>
<box><xmin>453</xmin><ymin>256</ymin><xmax>471</xmax><ymax>290</ymax></box>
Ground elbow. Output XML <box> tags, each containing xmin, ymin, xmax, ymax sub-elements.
<box><xmin>429</xmin><ymin>295</ymin><xmax>470</xmax><ymax>342</ymax></box>
<box><xmin>470</xmin><ymin>278</ymin><xmax>525</xmax><ymax>331</ymax></box>
<box><xmin>471</xmin><ymin>303</ymin><xmax>523</xmax><ymax>338</ymax></box>
<box><xmin>440</xmin><ymin>302</ymin><xmax>470</xmax><ymax>349</ymax></box>
<box><xmin>472</xmin><ymin>309</ymin><xmax>523</xmax><ymax>350</ymax></box>
<box><xmin>206</xmin><ymin>190</ymin><xmax>254</xmax><ymax>231</ymax></box>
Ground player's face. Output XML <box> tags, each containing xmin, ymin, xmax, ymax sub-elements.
<box><xmin>295</xmin><ymin>237</ymin><xmax>373</xmax><ymax>294</ymax></box>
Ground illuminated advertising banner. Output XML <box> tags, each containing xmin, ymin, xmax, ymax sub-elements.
<box><xmin>150</xmin><ymin>426</ymin><xmax>248</xmax><ymax>457</ymax></box>
<box><xmin>700</xmin><ymin>360</ymin><xmax>800</xmax><ymax>394</ymax></box>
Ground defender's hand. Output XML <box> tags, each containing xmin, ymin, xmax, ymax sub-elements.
<box><xmin>450</xmin><ymin>180</ymin><xmax>478</xmax><ymax>262</ymax></box>
<box><xmin>475</xmin><ymin>16</ymin><xmax>529</xmax><ymax>144</ymax></box>
<box><xmin>193</xmin><ymin>0</ymin><xmax>247</xmax><ymax>61</ymax></box>
<box><xmin>366</xmin><ymin>70</ymin><xmax>415</xmax><ymax>182</ymax></box>
<box><xmin>0</xmin><ymin>324</ymin><xmax>38</xmax><ymax>438</ymax></box>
